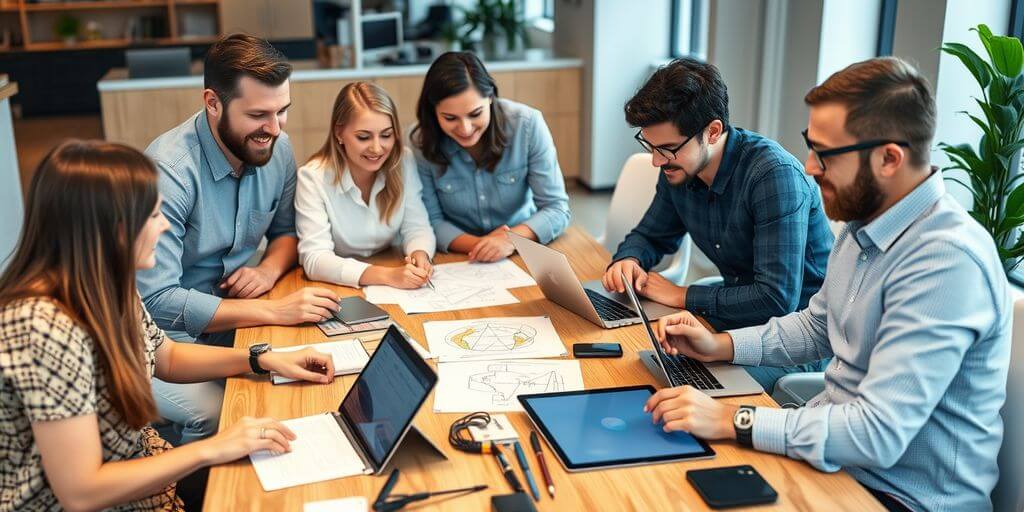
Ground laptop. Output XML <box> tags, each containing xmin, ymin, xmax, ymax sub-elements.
<box><xmin>620</xmin><ymin>272</ymin><xmax>763</xmax><ymax>398</ymax></box>
<box><xmin>249</xmin><ymin>325</ymin><xmax>445</xmax><ymax>491</ymax></box>
<box><xmin>126</xmin><ymin>48</ymin><xmax>191</xmax><ymax>79</ymax></box>
<box><xmin>508</xmin><ymin>232</ymin><xmax>680</xmax><ymax>328</ymax></box>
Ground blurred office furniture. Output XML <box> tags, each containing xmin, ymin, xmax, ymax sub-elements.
<box><xmin>0</xmin><ymin>79</ymin><xmax>21</xmax><ymax>272</ymax></box>
<box><xmin>126</xmin><ymin>47</ymin><xmax>190</xmax><ymax>79</ymax></box>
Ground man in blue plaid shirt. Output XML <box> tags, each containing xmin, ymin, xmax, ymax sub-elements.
<box><xmin>602</xmin><ymin>58</ymin><xmax>833</xmax><ymax>390</ymax></box>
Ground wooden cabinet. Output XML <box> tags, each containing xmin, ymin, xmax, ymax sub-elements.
<box><xmin>221</xmin><ymin>0</ymin><xmax>312</xmax><ymax>40</ymax></box>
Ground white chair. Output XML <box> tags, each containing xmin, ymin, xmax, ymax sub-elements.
<box><xmin>993</xmin><ymin>298</ymin><xmax>1024</xmax><ymax>512</ymax></box>
<box><xmin>597</xmin><ymin>153</ymin><xmax>691</xmax><ymax>284</ymax></box>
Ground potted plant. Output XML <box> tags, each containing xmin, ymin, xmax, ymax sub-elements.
<box><xmin>458</xmin><ymin>0</ymin><xmax>530</xmax><ymax>59</ymax></box>
<box><xmin>940</xmin><ymin>24</ymin><xmax>1024</xmax><ymax>274</ymax></box>
<box><xmin>54</xmin><ymin>14</ymin><xmax>80</xmax><ymax>46</ymax></box>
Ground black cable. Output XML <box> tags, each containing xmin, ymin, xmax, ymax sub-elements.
<box><xmin>448</xmin><ymin>411</ymin><xmax>497</xmax><ymax>454</ymax></box>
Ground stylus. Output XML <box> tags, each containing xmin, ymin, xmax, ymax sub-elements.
<box><xmin>530</xmin><ymin>430</ymin><xmax>555</xmax><ymax>498</ymax></box>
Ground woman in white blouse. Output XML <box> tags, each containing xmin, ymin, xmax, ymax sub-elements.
<box><xmin>296</xmin><ymin>81</ymin><xmax>436</xmax><ymax>289</ymax></box>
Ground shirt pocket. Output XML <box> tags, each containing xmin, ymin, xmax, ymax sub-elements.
<box><xmin>435</xmin><ymin>176</ymin><xmax>469</xmax><ymax>215</ymax></box>
<box><xmin>246</xmin><ymin>201</ymin><xmax>278</xmax><ymax>248</ymax></box>
<box><xmin>494</xmin><ymin>166</ymin><xmax>529</xmax><ymax>212</ymax></box>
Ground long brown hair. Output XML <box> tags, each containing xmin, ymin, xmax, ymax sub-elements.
<box><xmin>0</xmin><ymin>140</ymin><xmax>160</xmax><ymax>429</ymax></box>
<box><xmin>411</xmin><ymin>51</ymin><xmax>509</xmax><ymax>174</ymax></box>
<box><xmin>309</xmin><ymin>81</ymin><xmax>405</xmax><ymax>224</ymax></box>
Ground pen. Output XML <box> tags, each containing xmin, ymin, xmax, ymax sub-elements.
<box><xmin>513</xmin><ymin>441</ymin><xmax>540</xmax><ymax>501</ymax></box>
<box><xmin>407</xmin><ymin>255</ymin><xmax>436</xmax><ymax>291</ymax></box>
<box><xmin>494</xmin><ymin>446</ymin><xmax>524</xmax><ymax>493</ymax></box>
<box><xmin>530</xmin><ymin>430</ymin><xmax>555</xmax><ymax>498</ymax></box>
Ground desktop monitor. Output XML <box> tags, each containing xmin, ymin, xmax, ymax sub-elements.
<box><xmin>126</xmin><ymin>48</ymin><xmax>191</xmax><ymax>79</ymax></box>
<box><xmin>361</xmin><ymin>11</ymin><xmax>403</xmax><ymax>60</ymax></box>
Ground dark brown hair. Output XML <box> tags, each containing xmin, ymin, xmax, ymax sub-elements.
<box><xmin>805</xmin><ymin>57</ymin><xmax>935</xmax><ymax>167</ymax></box>
<box><xmin>309</xmin><ymin>82</ymin><xmax>405</xmax><ymax>224</ymax></box>
<box><xmin>626</xmin><ymin>57</ymin><xmax>730</xmax><ymax>137</ymax></box>
<box><xmin>411</xmin><ymin>51</ymin><xmax>508</xmax><ymax>173</ymax></box>
<box><xmin>0</xmin><ymin>140</ymin><xmax>160</xmax><ymax>429</ymax></box>
<box><xmin>204</xmin><ymin>33</ymin><xmax>292</xmax><ymax>106</ymax></box>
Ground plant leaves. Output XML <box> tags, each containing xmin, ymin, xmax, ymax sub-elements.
<box><xmin>942</xmin><ymin>42</ymin><xmax>993</xmax><ymax>88</ymax></box>
<box><xmin>1005</xmin><ymin>184</ymin><xmax>1024</xmax><ymax>219</ymax></box>
<box><xmin>990</xmin><ymin>34</ymin><xmax>1024</xmax><ymax>77</ymax></box>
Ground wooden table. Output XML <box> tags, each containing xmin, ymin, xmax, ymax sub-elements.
<box><xmin>205</xmin><ymin>226</ymin><xmax>882</xmax><ymax>511</ymax></box>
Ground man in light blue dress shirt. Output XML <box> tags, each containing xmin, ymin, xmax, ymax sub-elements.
<box><xmin>137</xmin><ymin>35</ymin><xmax>341</xmax><ymax>444</ymax></box>
<box><xmin>644</xmin><ymin>58</ymin><xmax>1010</xmax><ymax>511</ymax></box>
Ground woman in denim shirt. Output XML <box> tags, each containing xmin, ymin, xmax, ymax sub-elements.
<box><xmin>411</xmin><ymin>52</ymin><xmax>571</xmax><ymax>261</ymax></box>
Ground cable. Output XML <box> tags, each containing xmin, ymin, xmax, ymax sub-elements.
<box><xmin>448</xmin><ymin>411</ymin><xmax>497</xmax><ymax>454</ymax></box>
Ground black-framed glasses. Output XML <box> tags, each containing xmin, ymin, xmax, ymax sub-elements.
<box><xmin>634</xmin><ymin>129</ymin><xmax>698</xmax><ymax>160</ymax></box>
<box><xmin>801</xmin><ymin>129</ymin><xmax>910</xmax><ymax>172</ymax></box>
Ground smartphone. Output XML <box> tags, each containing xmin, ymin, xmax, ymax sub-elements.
<box><xmin>572</xmin><ymin>342</ymin><xmax>623</xmax><ymax>358</ymax></box>
<box><xmin>687</xmin><ymin>465</ymin><xmax>777</xmax><ymax>509</ymax></box>
<box><xmin>336</xmin><ymin>296</ymin><xmax>389</xmax><ymax>325</ymax></box>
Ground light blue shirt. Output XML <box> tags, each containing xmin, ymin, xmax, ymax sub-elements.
<box><xmin>415</xmin><ymin>99</ymin><xmax>571</xmax><ymax>250</ymax></box>
<box><xmin>729</xmin><ymin>171</ymin><xmax>1010</xmax><ymax>511</ymax></box>
<box><xmin>137</xmin><ymin>111</ymin><xmax>298</xmax><ymax>340</ymax></box>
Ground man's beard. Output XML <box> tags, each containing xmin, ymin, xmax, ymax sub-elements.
<box><xmin>217</xmin><ymin>112</ymin><xmax>277</xmax><ymax>168</ymax></box>
<box><xmin>663</xmin><ymin>141</ymin><xmax>711</xmax><ymax>187</ymax></box>
<box><xmin>818</xmin><ymin>153</ymin><xmax>884</xmax><ymax>221</ymax></box>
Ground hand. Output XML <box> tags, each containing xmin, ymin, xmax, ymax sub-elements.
<box><xmin>406</xmin><ymin>251</ymin><xmax>434</xmax><ymax>280</ymax></box>
<box><xmin>199</xmin><ymin>416</ymin><xmax>297</xmax><ymax>465</ymax></box>
<box><xmin>259</xmin><ymin>347</ymin><xmax>336</xmax><ymax>384</ymax></box>
<box><xmin>602</xmin><ymin>258</ymin><xmax>648</xmax><ymax>293</ymax></box>
<box><xmin>654</xmin><ymin>311</ymin><xmax>733</xmax><ymax>362</ymax></box>
<box><xmin>220</xmin><ymin>266</ymin><xmax>277</xmax><ymax>298</ymax></box>
<box><xmin>268</xmin><ymin>287</ymin><xmax>340</xmax><ymax>325</ymax></box>
<box><xmin>468</xmin><ymin>226</ymin><xmax>514</xmax><ymax>262</ymax></box>
<box><xmin>639</xmin><ymin>272</ymin><xmax>686</xmax><ymax>308</ymax></box>
<box><xmin>643</xmin><ymin>386</ymin><xmax>738</xmax><ymax>440</ymax></box>
<box><xmin>386</xmin><ymin>261</ymin><xmax>429</xmax><ymax>289</ymax></box>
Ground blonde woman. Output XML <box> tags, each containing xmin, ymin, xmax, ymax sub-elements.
<box><xmin>296</xmin><ymin>81</ymin><xmax>436</xmax><ymax>289</ymax></box>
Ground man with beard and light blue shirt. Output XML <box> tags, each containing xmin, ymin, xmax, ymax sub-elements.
<box><xmin>644</xmin><ymin>57</ymin><xmax>1010</xmax><ymax>511</ymax></box>
<box><xmin>138</xmin><ymin>34</ymin><xmax>341</xmax><ymax>444</ymax></box>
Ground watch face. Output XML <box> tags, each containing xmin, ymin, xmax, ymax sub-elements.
<box><xmin>250</xmin><ymin>343</ymin><xmax>270</xmax><ymax>354</ymax></box>
<box><xmin>734</xmin><ymin>408</ymin><xmax>754</xmax><ymax>429</ymax></box>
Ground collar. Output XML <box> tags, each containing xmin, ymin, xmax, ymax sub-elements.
<box><xmin>339</xmin><ymin>167</ymin><xmax>386</xmax><ymax>204</ymax></box>
<box><xmin>197</xmin><ymin>111</ymin><xmax>241</xmax><ymax>181</ymax></box>
<box><xmin>856</xmin><ymin>169</ymin><xmax>945</xmax><ymax>252</ymax></box>
<box><xmin>709</xmin><ymin>125</ymin><xmax>739</xmax><ymax>195</ymax></box>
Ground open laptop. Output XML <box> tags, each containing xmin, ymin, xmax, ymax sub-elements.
<box><xmin>509</xmin><ymin>232</ymin><xmax>680</xmax><ymax>328</ymax></box>
<box><xmin>249</xmin><ymin>325</ymin><xmax>445</xmax><ymax>491</ymax></box>
<box><xmin>621</xmin><ymin>272</ymin><xmax>763</xmax><ymax>398</ymax></box>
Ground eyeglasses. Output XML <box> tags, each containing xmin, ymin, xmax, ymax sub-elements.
<box><xmin>634</xmin><ymin>129</ymin><xmax>699</xmax><ymax>160</ymax></box>
<box><xmin>801</xmin><ymin>129</ymin><xmax>910</xmax><ymax>172</ymax></box>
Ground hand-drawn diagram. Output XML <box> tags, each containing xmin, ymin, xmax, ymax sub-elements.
<box><xmin>434</xmin><ymin>359</ymin><xmax>584</xmax><ymax>412</ymax></box>
<box><xmin>445</xmin><ymin>322</ymin><xmax>538</xmax><ymax>353</ymax></box>
<box><xmin>362</xmin><ymin>260</ymin><xmax>535</xmax><ymax>314</ymax></box>
<box><xmin>468</xmin><ymin>361</ymin><xmax>566</xmax><ymax>406</ymax></box>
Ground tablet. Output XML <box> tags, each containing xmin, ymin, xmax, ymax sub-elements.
<box><xmin>518</xmin><ymin>385</ymin><xmax>715</xmax><ymax>472</ymax></box>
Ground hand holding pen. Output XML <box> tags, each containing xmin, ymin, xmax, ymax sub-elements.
<box><xmin>406</xmin><ymin>251</ymin><xmax>435</xmax><ymax>290</ymax></box>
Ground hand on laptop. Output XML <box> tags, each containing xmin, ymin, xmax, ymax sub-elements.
<box><xmin>654</xmin><ymin>311</ymin><xmax>734</xmax><ymax>362</ymax></box>
<box><xmin>643</xmin><ymin>385</ymin><xmax>738</xmax><ymax>440</ymax></box>
<box><xmin>638</xmin><ymin>272</ymin><xmax>686</xmax><ymax>308</ymax></box>
<box><xmin>603</xmin><ymin>258</ymin><xmax>648</xmax><ymax>293</ymax></box>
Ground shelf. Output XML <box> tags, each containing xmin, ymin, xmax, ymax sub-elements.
<box><xmin>23</xmin><ymin>1</ymin><xmax>168</xmax><ymax>12</ymax></box>
<box><xmin>19</xmin><ymin>35</ymin><xmax>217</xmax><ymax>52</ymax></box>
<box><xmin>174</xmin><ymin>0</ymin><xmax>217</xmax><ymax>4</ymax></box>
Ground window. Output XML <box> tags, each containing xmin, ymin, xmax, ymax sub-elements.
<box><xmin>1008</xmin><ymin>0</ymin><xmax>1024</xmax><ymax>286</ymax></box>
<box><xmin>671</xmin><ymin>0</ymin><xmax>708</xmax><ymax>59</ymax></box>
<box><xmin>524</xmin><ymin>0</ymin><xmax>554</xmax><ymax>21</ymax></box>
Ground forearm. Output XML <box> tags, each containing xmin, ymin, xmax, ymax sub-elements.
<box><xmin>204</xmin><ymin>298</ymin><xmax>278</xmax><ymax>332</ymax></box>
<box><xmin>157</xmin><ymin>340</ymin><xmax>252</xmax><ymax>383</ymax></box>
<box><xmin>510</xmin><ymin>224</ymin><xmax>537</xmax><ymax>241</ymax></box>
<box><xmin>257</xmin><ymin>235</ymin><xmax>298</xmax><ymax>281</ymax></box>
<box><xmin>447</xmin><ymin>233</ymin><xmax>483</xmax><ymax>254</ymax></box>
<box><xmin>359</xmin><ymin>265</ymin><xmax>395</xmax><ymax>286</ymax></box>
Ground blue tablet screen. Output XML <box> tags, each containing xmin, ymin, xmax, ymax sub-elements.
<box><xmin>523</xmin><ymin>387</ymin><xmax>712</xmax><ymax>468</ymax></box>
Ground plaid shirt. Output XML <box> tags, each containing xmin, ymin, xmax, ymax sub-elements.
<box><xmin>613</xmin><ymin>126</ymin><xmax>833</xmax><ymax>330</ymax></box>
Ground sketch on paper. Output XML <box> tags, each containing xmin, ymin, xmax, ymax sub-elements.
<box><xmin>361</xmin><ymin>260</ymin><xmax>534</xmax><ymax>314</ymax></box>
<box><xmin>433</xmin><ymin>359</ymin><xmax>584</xmax><ymax>412</ymax></box>
<box><xmin>468</xmin><ymin>361</ymin><xmax>566</xmax><ymax>406</ymax></box>
<box><xmin>445</xmin><ymin>322</ymin><xmax>538</xmax><ymax>353</ymax></box>
<box><xmin>424</xmin><ymin>316</ymin><xmax>566</xmax><ymax>361</ymax></box>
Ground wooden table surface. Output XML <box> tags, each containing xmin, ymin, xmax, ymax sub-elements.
<box><xmin>205</xmin><ymin>226</ymin><xmax>882</xmax><ymax>511</ymax></box>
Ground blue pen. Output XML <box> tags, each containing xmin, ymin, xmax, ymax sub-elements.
<box><xmin>513</xmin><ymin>441</ymin><xmax>541</xmax><ymax>501</ymax></box>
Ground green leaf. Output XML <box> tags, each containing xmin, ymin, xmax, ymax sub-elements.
<box><xmin>942</xmin><ymin>42</ymin><xmax>993</xmax><ymax>88</ymax></box>
<box><xmin>990</xmin><ymin>74</ymin><xmax>1009</xmax><ymax>104</ymax></box>
<box><xmin>1005</xmin><ymin>184</ymin><xmax>1024</xmax><ymax>219</ymax></box>
<box><xmin>990</xmin><ymin>34</ymin><xmax>1024</xmax><ymax>77</ymax></box>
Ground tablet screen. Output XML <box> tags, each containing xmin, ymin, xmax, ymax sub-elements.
<box><xmin>519</xmin><ymin>386</ymin><xmax>714</xmax><ymax>471</ymax></box>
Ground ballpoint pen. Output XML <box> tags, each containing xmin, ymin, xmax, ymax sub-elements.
<box><xmin>513</xmin><ymin>441</ymin><xmax>541</xmax><ymax>501</ymax></box>
<box><xmin>494</xmin><ymin>445</ymin><xmax>524</xmax><ymax>493</ymax></box>
<box><xmin>408</xmin><ymin>254</ymin><xmax>436</xmax><ymax>291</ymax></box>
<box><xmin>530</xmin><ymin>430</ymin><xmax>555</xmax><ymax>498</ymax></box>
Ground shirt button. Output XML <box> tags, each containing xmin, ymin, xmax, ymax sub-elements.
<box><xmin>479</xmin><ymin>195</ymin><xmax>486</xmax><ymax>200</ymax></box>
<box><xmin>848</xmin><ymin>297</ymin><xmax>855</xmax><ymax>303</ymax></box>
<box><xmin>445</xmin><ymin>184</ymin><xmax>452</xmax><ymax>191</ymax></box>
<box><xmin>510</xmin><ymin>177</ymin><xmax>516</xmax><ymax>183</ymax></box>
<box><xmin>860</xmin><ymin>253</ymin><xmax>867</xmax><ymax>261</ymax></box>
<box><xmin>714</xmin><ymin>243</ymin><xmax>721</xmax><ymax>249</ymax></box>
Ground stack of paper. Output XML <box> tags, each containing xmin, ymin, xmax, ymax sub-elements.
<box><xmin>363</xmin><ymin>260</ymin><xmax>535</xmax><ymax>314</ymax></box>
<box><xmin>271</xmin><ymin>340</ymin><xmax>370</xmax><ymax>384</ymax></box>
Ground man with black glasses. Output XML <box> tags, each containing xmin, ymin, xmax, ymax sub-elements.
<box><xmin>602</xmin><ymin>58</ymin><xmax>833</xmax><ymax>391</ymax></box>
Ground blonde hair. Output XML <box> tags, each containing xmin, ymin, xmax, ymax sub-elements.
<box><xmin>309</xmin><ymin>81</ymin><xmax>405</xmax><ymax>224</ymax></box>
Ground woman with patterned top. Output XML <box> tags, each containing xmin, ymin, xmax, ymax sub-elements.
<box><xmin>0</xmin><ymin>140</ymin><xmax>336</xmax><ymax>511</ymax></box>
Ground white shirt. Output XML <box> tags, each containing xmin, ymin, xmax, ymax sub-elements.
<box><xmin>295</xmin><ymin>148</ymin><xmax>436</xmax><ymax>287</ymax></box>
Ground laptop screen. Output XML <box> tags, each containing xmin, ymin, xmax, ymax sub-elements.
<box><xmin>620</xmin><ymin>273</ymin><xmax>675</xmax><ymax>384</ymax></box>
<box><xmin>338</xmin><ymin>326</ymin><xmax>436</xmax><ymax>468</ymax></box>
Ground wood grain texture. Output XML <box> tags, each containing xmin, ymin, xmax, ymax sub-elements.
<box><xmin>204</xmin><ymin>226</ymin><xmax>882</xmax><ymax>511</ymax></box>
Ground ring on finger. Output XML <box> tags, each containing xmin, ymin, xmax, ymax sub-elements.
<box><xmin>259</xmin><ymin>427</ymin><xmax>266</xmax><ymax>440</ymax></box>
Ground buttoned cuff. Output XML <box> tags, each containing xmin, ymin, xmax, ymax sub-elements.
<box><xmin>434</xmin><ymin>221</ymin><xmax>467</xmax><ymax>252</ymax></box>
<box><xmin>727</xmin><ymin>326</ymin><xmax>764</xmax><ymax>366</ymax></box>
<box><xmin>752</xmin><ymin>406</ymin><xmax>789</xmax><ymax>456</ymax></box>
<box><xmin>184</xmin><ymin>290</ymin><xmax>222</xmax><ymax>339</ymax></box>
<box><xmin>339</xmin><ymin>259</ymin><xmax>372</xmax><ymax>288</ymax></box>
<box><xmin>684</xmin><ymin>284</ymin><xmax>719</xmax><ymax>319</ymax></box>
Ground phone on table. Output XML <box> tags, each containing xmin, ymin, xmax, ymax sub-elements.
<box><xmin>686</xmin><ymin>465</ymin><xmax>777</xmax><ymax>509</ymax></box>
<box><xmin>572</xmin><ymin>342</ymin><xmax>623</xmax><ymax>358</ymax></box>
<box><xmin>336</xmin><ymin>296</ymin><xmax>389</xmax><ymax>325</ymax></box>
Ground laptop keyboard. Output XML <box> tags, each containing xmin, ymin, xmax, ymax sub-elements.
<box><xmin>585</xmin><ymin>289</ymin><xmax>638</xmax><ymax>321</ymax></box>
<box><xmin>660</xmin><ymin>353</ymin><xmax>724</xmax><ymax>390</ymax></box>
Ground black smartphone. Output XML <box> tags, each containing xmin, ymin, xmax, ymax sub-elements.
<box><xmin>687</xmin><ymin>465</ymin><xmax>777</xmax><ymax>509</ymax></box>
<box><xmin>572</xmin><ymin>342</ymin><xmax>623</xmax><ymax>358</ymax></box>
<box><xmin>336</xmin><ymin>296</ymin><xmax>389</xmax><ymax>325</ymax></box>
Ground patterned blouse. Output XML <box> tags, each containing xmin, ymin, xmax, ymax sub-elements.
<box><xmin>0</xmin><ymin>297</ymin><xmax>183</xmax><ymax>511</ymax></box>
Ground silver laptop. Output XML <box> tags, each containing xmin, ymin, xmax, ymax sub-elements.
<box><xmin>620</xmin><ymin>273</ymin><xmax>762</xmax><ymax>397</ymax></box>
<box><xmin>509</xmin><ymin>232</ymin><xmax>680</xmax><ymax>328</ymax></box>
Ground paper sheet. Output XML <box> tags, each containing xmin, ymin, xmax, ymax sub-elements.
<box><xmin>424</xmin><ymin>316</ymin><xmax>567</xmax><ymax>362</ymax></box>
<box><xmin>434</xmin><ymin>359</ymin><xmax>584</xmax><ymax>412</ymax></box>
<box><xmin>363</xmin><ymin>260</ymin><xmax>535</xmax><ymax>314</ymax></box>
<box><xmin>249</xmin><ymin>414</ymin><xmax>368</xmax><ymax>491</ymax></box>
<box><xmin>304</xmin><ymin>497</ymin><xmax>368</xmax><ymax>512</ymax></box>
<box><xmin>271</xmin><ymin>340</ymin><xmax>370</xmax><ymax>384</ymax></box>
<box><xmin>317</xmin><ymin>318</ymin><xmax>391</xmax><ymax>337</ymax></box>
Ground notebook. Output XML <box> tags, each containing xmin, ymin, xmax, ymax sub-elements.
<box><xmin>271</xmin><ymin>340</ymin><xmax>370</xmax><ymax>384</ymax></box>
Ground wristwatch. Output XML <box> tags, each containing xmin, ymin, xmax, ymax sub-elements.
<box><xmin>248</xmin><ymin>343</ymin><xmax>272</xmax><ymax>375</ymax></box>
<box><xmin>734</xmin><ymin>405</ymin><xmax>756</xmax><ymax>448</ymax></box>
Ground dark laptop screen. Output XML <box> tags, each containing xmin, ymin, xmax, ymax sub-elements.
<box><xmin>338</xmin><ymin>326</ymin><xmax>436</xmax><ymax>468</ymax></box>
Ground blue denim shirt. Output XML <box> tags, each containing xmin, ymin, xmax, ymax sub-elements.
<box><xmin>613</xmin><ymin>126</ymin><xmax>833</xmax><ymax>330</ymax></box>
<box><xmin>731</xmin><ymin>171</ymin><xmax>1011</xmax><ymax>511</ymax></box>
<box><xmin>415</xmin><ymin>99</ymin><xmax>571</xmax><ymax>250</ymax></box>
<box><xmin>137</xmin><ymin>111</ymin><xmax>297</xmax><ymax>340</ymax></box>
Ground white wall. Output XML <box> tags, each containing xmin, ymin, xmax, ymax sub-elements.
<box><xmin>817</xmin><ymin>0</ymin><xmax>881</xmax><ymax>82</ymax></box>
